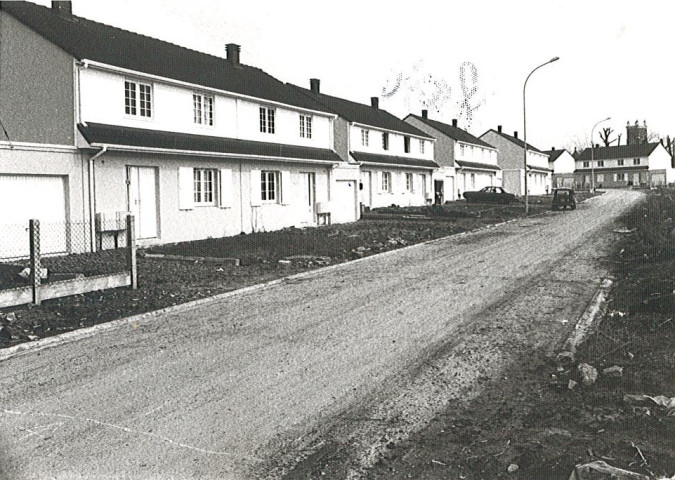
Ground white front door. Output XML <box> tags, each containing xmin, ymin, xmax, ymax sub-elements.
<box><xmin>360</xmin><ymin>170</ymin><xmax>372</xmax><ymax>208</ymax></box>
<box><xmin>301</xmin><ymin>172</ymin><xmax>316</xmax><ymax>224</ymax></box>
<box><xmin>127</xmin><ymin>166</ymin><xmax>158</xmax><ymax>239</ymax></box>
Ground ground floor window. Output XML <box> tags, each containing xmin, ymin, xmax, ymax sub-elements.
<box><xmin>405</xmin><ymin>173</ymin><xmax>414</xmax><ymax>192</ymax></box>
<box><xmin>261</xmin><ymin>170</ymin><xmax>279</xmax><ymax>202</ymax></box>
<box><xmin>193</xmin><ymin>168</ymin><xmax>216</xmax><ymax>205</ymax></box>
<box><xmin>381</xmin><ymin>172</ymin><xmax>391</xmax><ymax>192</ymax></box>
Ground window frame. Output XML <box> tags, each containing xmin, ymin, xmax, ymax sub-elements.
<box><xmin>617</xmin><ymin>158</ymin><xmax>624</xmax><ymax>166</ymax></box>
<box><xmin>299</xmin><ymin>114</ymin><xmax>312</xmax><ymax>139</ymax></box>
<box><xmin>382</xmin><ymin>132</ymin><xmax>389</xmax><ymax>151</ymax></box>
<box><xmin>381</xmin><ymin>171</ymin><xmax>392</xmax><ymax>193</ymax></box>
<box><xmin>419</xmin><ymin>139</ymin><xmax>425</xmax><ymax>154</ymax></box>
<box><xmin>582</xmin><ymin>161</ymin><xmax>590</xmax><ymax>168</ymax></box>
<box><xmin>193</xmin><ymin>168</ymin><xmax>216</xmax><ymax>206</ymax></box>
<box><xmin>633</xmin><ymin>158</ymin><xmax>640</xmax><ymax>165</ymax></box>
<box><xmin>124</xmin><ymin>79</ymin><xmax>152</xmax><ymax>118</ymax></box>
<box><xmin>361</xmin><ymin>129</ymin><xmax>369</xmax><ymax>147</ymax></box>
<box><xmin>405</xmin><ymin>172</ymin><xmax>414</xmax><ymax>192</ymax></box>
<box><xmin>193</xmin><ymin>93</ymin><xmax>214</xmax><ymax>126</ymax></box>
<box><xmin>259</xmin><ymin>106</ymin><xmax>276</xmax><ymax>134</ymax></box>
<box><xmin>597</xmin><ymin>160</ymin><xmax>605</xmax><ymax>167</ymax></box>
<box><xmin>404</xmin><ymin>136</ymin><xmax>411</xmax><ymax>154</ymax></box>
<box><xmin>261</xmin><ymin>170</ymin><xmax>279</xmax><ymax>203</ymax></box>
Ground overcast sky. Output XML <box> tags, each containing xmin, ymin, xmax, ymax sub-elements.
<box><xmin>34</xmin><ymin>0</ymin><xmax>674</xmax><ymax>151</ymax></box>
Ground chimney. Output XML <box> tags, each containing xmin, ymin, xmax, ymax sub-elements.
<box><xmin>452</xmin><ymin>119</ymin><xmax>458</xmax><ymax>127</ymax></box>
<box><xmin>225</xmin><ymin>43</ymin><xmax>240</xmax><ymax>66</ymax></box>
<box><xmin>371</xmin><ymin>97</ymin><xmax>379</xmax><ymax>109</ymax></box>
<box><xmin>421</xmin><ymin>109</ymin><xmax>428</xmax><ymax>119</ymax></box>
<box><xmin>51</xmin><ymin>1</ymin><xmax>72</xmax><ymax>17</ymax></box>
<box><xmin>497</xmin><ymin>125</ymin><xmax>502</xmax><ymax>133</ymax></box>
<box><xmin>552</xmin><ymin>146</ymin><xmax>555</xmax><ymax>151</ymax></box>
<box><xmin>310</xmin><ymin>78</ymin><xmax>320</xmax><ymax>94</ymax></box>
<box><xmin>514</xmin><ymin>131</ymin><xmax>518</xmax><ymax>139</ymax></box>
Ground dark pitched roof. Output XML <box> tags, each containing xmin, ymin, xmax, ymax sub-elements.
<box><xmin>350</xmin><ymin>151</ymin><xmax>438</xmax><ymax>169</ymax></box>
<box><xmin>288</xmin><ymin>85</ymin><xmax>433</xmax><ymax>139</ymax></box>
<box><xmin>1</xmin><ymin>1</ymin><xmax>328</xmax><ymax>112</ymax></box>
<box><xmin>405</xmin><ymin>114</ymin><xmax>494</xmax><ymax>149</ymax></box>
<box><xmin>455</xmin><ymin>160</ymin><xmax>501</xmax><ymax>171</ymax></box>
<box><xmin>78</xmin><ymin>123</ymin><xmax>342</xmax><ymax>162</ymax></box>
<box><xmin>542</xmin><ymin>149</ymin><xmax>566</xmax><ymax>162</ymax></box>
<box><xmin>482</xmin><ymin>129</ymin><xmax>543</xmax><ymax>153</ymax></box>
<box><xmin>578</xmin><ymin>143</ymin><xmax>660</xmax><ymax>161</ymax></box>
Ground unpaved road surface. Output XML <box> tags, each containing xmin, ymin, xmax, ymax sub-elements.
<box><xmin>0</xmin><ymin>190</ymin><xmax>643</xmax><ymax>479</ymax></box>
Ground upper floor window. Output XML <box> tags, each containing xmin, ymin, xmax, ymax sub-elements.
<box><xmin>125</xmin><ymin>80</ymin><xmax>152</xmax><ymax>117</ymax></box>
<box><xmin>193</xmin><ymin>94</ymin><xmax>214</xmax><ymax>126</ymax></box>
<box><xmin>361</xmin><ymin>129</ymin><xmax>369</xmax><ymax>147</ymax></box>
<box><xmin>583</xmin><ymin>161</ymin><xmax>590</xmax><ymax>168</ymax></box>
<box><xmin>617</xmin><ymin>158</ymin><xmax>624</xmax><ymax>166</ymax></box>
<box><xmin>419</xmin><ymin>140</ymin><xmax>425</xmax><ymax>154</ymax></box>
<box><xmin>597</xmin><ymin>160</ymin><xmax>604</xmax><ymax>167</ymax></box>
<box><xmin>260</xmin><ymin>107</ymin><xmax>275</xmax><ymax>134</ymax></box>
<box><xmin>460</xmin><ymin>144</ymin><xmax>465</xmax><ymax>156</ymax></box>
<box><xmin>261</xmin><ymin>170</ymin><xmax>279</xmax><ymax>202</ymax></box>
<box><xmin>299</xmin><ymin>114</ymin><xmax>312</xmax><ymax>138</ymax></box>
<box><xmin>404</xmin><ymin>136</ymin><xmax>411</xmax><ymax>153</ymax></box>
<box><xmin>633</xmin><ymin>158</ymin><xmax>640</xmax><ymax>165</ymax></box>
<box><xmin>382</xmin><ymin>132</ymin><xmax>389</xmax><ymax>150</ymax></box>
<box><xmin>193</xmin><ymin>168</ymin><xmax>215</xmax><ymax>205</ymax></box>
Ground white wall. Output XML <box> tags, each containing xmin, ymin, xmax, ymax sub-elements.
<box><xmin>349</xmin><ymin>124</ymin><xmax>434</xmax><ymax>161</ymax></box>
<box><xmin>454</xmin><ymin>142</ymin><xmax>499</xmax><ymax>166</ymax></box>
<box><xmin>527</xmin><ymin>150</ymin><xmax>549</xmax><ymax>169</ymax></box>
<box><xmin>79</xmin><ymin>67</ymin><xmax>333</xmax><ymax>149</ymax></box>
<box><xmin>551</xmin><ymin>151</ymin><xmax>575</xmax><ymax>174</ymax></box>
<box><xmin>360</xmin><ymin>167</ymin><xmax>432</xmax><ymax>208</ymax></box>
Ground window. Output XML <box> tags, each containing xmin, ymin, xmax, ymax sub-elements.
<box><xmin>405</xmin><ymin>173</ymin><xmax>414</xmax><ymax>192</ymax></box>
<box><xmin>259</xmin><ymin>107</ymin><xmax>275</xmax><ymax>134</ymax></box>
<box><xmin>361</xmin><ymin>129</ymin><xmax>369</xmax><ymax>146</ymax></box>
<box><xmin>193</xmin><ymin>168</ymin><xmax>216</xmax><ymax>205</ymax></box>
<box><xmin>616</xmin><ymin>173</ymin><xmax>625</xmax><ymax>181</ymax></box>
<box><xmin>193</xmin><ymin>94</ymin><xmax>214</xmax><ymax>126</ymax></box>
<box><xmin>125</xmin><ymin>80</ymin><xmax>152</xmax><ymax>117</ymax></box>
<box><xmin>617</xmin><ymin>158</ymin><xmax>624</xmax><ymax>166</ymax></box>
<box><xmin>382</xmin><ymin>132</ymin><xmax>389</xmax><ymax>150</ymax></box>
<box><xmin>419</xmin><ymin>140</ymin><xmax>425</xmax><ymax>154</ymax></box>
<box><xmin>597</xmin><ymin>174</ymin><xmax>604</xmax><ymax>182</ymax></box>
<box><xmin>597</xmin><ymin>160</ymin><xmax>604</xmax><ymax>167</ymax></box>
<box><xmin>404</xmin><ymin>136</ymin><xmax>411</xmax><ymax>153</ymax></box>
<box><xmin>460</xmin><ymin>144</ymin><xmax>465</xmax><ymax>156</ymax></box>
<box><xmin>470</xmin><ymin>173</ymin><xmax>476</xmax><ymax>188</ymax></box>
<box><xmin>633</xmin><ymin>158</ymin><xmax>640</xmax><ymax>165</ymax></box>
<box><xmin>583</xmin><ymin>161</ymin><xmax>590</xmax><ymax>168</ymax></box>
<box><xmin>381</xmin><ymin>172</ymin><xmax>391</xmax><ymax>192</ymax></box>
<box><xmin>299</xmin><ymin>114</ymin><xmax>312</xmax><ymax>138</ymax></box>
<box><xmin>261</xmin><ymin>170</ymin><xmax>279</xmax><ymax>202</ymax></box>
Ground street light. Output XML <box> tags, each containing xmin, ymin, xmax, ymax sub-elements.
<box><xmin>523</xmin><ymin>56</ymin><xmax>559</xmax><ymax>214</ymax></box>
<box><xmin>590</xmin><ymin>117</ymin><xmax>611</xmax><ymax>192</ymax></box>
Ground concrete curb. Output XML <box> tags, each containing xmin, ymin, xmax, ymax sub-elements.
<box><xmin>0</xmin><ymin>215</ymin><xmax>525</xmax><ymax>362</ymax></box>
<box><xmin>559</xmin><ymin>277</ymin><xmax>614</xmax><ymax>360</ymax></box>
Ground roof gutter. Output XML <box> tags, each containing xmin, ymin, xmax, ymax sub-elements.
<box><xmin>88</xmin><ymin>146</ymin><xmax>107</xmax><ymax>252</ymax></box>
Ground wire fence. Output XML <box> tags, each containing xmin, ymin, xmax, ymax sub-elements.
<box><xmin>0</xmin><ymin>218</ymin><xmax>134</xmax><ymax>295</ymax></box>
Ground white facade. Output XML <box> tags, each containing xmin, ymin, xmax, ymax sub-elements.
<box><xmin>550</xmin><ymin>150</ymin><xmax>575</xmax><ymax>174</ymax></box>
<box><xmin>349</xmin><ymin>124</ymin><xmax>434</xmax><ymax>162</ymax></box>
<box><xmin>78</xmin><ymin>65</ymin><xmax>335</xmax><ymax>149</ymax></box>
<box><xmin>360</xmin><ymin>169</ymin><xmax>432</xmax><ymax>208</ymax></box>
<box><xmin>454</xmin><ymin>142</ymin><xmax>498</xmax><ymax>166</ymax></box>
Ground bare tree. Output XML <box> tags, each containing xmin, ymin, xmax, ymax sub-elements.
<box><xmin>598</xmin><ymin>127</ymin><xmax>616</xmax><ymax>146</ymax></box>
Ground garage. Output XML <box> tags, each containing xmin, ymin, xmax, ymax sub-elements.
<box><xmin>331</xmin><ymin>179</ymin><xmax>358</xmax><ymax>224</ymax></box>
<box><xmin>0</xmin><ymin>175</ymin><xmax>68</xmax><ymax>258</ymax></box>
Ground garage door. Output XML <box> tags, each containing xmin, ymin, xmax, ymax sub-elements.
<box><xmin>0</xmin><ymin>175</ymin><xmax>67</xmax><ymax>259</ymax></box>
<box><xmin>332</xmin><ymin>179</ymin><xmax>358</xmax><ymax>224</ymax></box>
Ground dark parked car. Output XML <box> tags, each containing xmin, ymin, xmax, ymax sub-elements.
<box><xmin>463</xmin><ymin>186</ymin><xmax>516</xmax><ymax>204</ymax></box>
<box><xmin>551</xmin><ymin>188</ymin><xmax>576</xmax><ymax>210</ymax></box>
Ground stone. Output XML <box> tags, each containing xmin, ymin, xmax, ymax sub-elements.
<box><xmin>277</xmin><ymin>260</ymin><xmax>292</xmax><ymax>267</ymax></box>
<box><xmin>603</xmin><ymin>366</ymin><xmax>624</xmax><ymax>378</ymax></box>
<box><xmin>5</xmin><ymin>312</ymin><xmax>16</xmax><ymax>323</ymax></box>
<box><xmin>507</xmin><ymin>463</ymin><xmax>519</xmax><ymax>473</ymax></box>
<box><xmin>557</xmin><ymin>351</ymin><xmax>575</xmax><ymax>363</ymax></box>
<box><xmin>578</xmin><ymin>363</ymin><xmax>598</xmax><ymax>386</ymax></box>
<box><xmin>568</xmin><ymin>379</ymin><xmax>578</xmax><ymax>390</ymax></box>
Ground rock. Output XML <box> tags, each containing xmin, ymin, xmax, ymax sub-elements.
<box><xmin>558</xmin><ymin>351</ymin><xmax>575</xmax><ymax>363</ymax></box>
<box><xmin>603</xmin><ymin>366</ymin><xmax>624</xmax><ymax>378</ymax></box>
<box><xmin>568</xmin><ymin>379</ymin><xmax>578</xmax><ymax>390</ymax></box>
<box><xmin>27</xmin><ymin>335</ymin><xmax>39</xmax><ymax>341</ymax></box>
<box><xmin>578</xmin><ymin>363</ymin><xmax>598</xmax><ymax>386</ymax></box>
<box><xmin>5</xmin><ymin>312</ymin><xmax>16</xmax><ymax>323</ymax></box>
<box><xmin>17</xmin><ymin>267</ymin><xmax>48</xmax><ymax>280</ymax></box>
<box><xmin>277</xmin><ymin>260</ymin><xmax>292</xmax><ymax>268</ymax></box>
<box><xmin>0</xmin><ymin>326</ymin><xmax>11</xmax><ymax>342</ymax></box>
<box><xmin>544</xmin><ymin>427</ymin><xmax>572</xmax><ymax>437</ymax></box>
<box><xmin>507</xmin><ymin>463</ymin><xmax>519</xmax><ymax>473</ymax></box>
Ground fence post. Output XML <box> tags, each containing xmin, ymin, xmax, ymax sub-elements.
<box><xmin>126</xmin><ymin>214</ymin><xmax>138</xmax><ymax>290</ymax></box>
<box><xmin>29</xmin><ymin>219</ymin><xmax>41</xmax><ymax>305</ymax></box>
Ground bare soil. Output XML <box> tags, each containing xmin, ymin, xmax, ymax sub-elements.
<box><xmin>0</xmin><ymin>198</ymin><xmax>562</xmax><ymax>349</ymax></box>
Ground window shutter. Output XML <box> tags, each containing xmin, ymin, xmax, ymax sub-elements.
<box><xmin>250</xmin><ymin>169</ymin><xmax>262</xmax><ymax>206</ymax></box>
<box><xmin>178</xmin><ymin>167</ymin><xmax>194</xmax><ymax>210</ymax></box>
<box><xmin>280</xmin><ymin>170</ymin><xmax>291</xmax><ymax>205</ymax></box>
<box><xmin>613</xmin><ymin>173</ymin><xmax>617</xmax><ymax>181</ymax></box>
<box><xmin>219</xmin><ymin>168</ymin><xmax>233</xmax><ymax>208</ymax></box>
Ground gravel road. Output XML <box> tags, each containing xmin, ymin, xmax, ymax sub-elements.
<box><xmin>0</xmin><ymin>189</ymin><xmax>643</xmax><ymax>480</ymax></box>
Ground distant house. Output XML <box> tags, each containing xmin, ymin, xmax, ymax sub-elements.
<box><xmin>542</xmin><ymin>148</ymin><xmax>575</xmax><ymax>189</ymax></box>
<box><xmin>480</xmin><ymin>126</ymin><xmax>552</xmax><ymax>195</ymax></box>
<box><xmin>291</xmin><ymin>81</ymin><xmax>438</xmax><ymax>210</ymax></box>
<box><xmin>403</xmin><ymin>111</ymin><xmax>500</xmax><ymax>203</ymax></box>
<box><xmin>0</xmin><ymin>1</ymin><xmax>359</xmax><ymax>256</ymax></box>
<box><xmin>575</xmin><ymin>143</ymin><xmax>674</xmax><ymax>189</ymax></box>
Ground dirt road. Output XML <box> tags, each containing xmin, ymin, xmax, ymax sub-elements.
<box><xmin>0</xmin><ymin>189</ymin><xmax>643</xmax><ymax>479</ymax></box>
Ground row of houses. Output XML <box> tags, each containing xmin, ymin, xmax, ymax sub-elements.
<box><xmin>1</xmin><ymin>1</ymin><xmax>674</xmax><ymax>257</ymax></box>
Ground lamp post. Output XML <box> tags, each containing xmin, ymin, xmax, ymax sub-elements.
<box><xmin>523</xmin><ymin>56</ymin><xmax>559</xmax><ymax>214</ymax></box>
<box><xmin>590</xmin><ymin>117</ymin><xmax>611</xmax><ymax>192</ymax></box>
